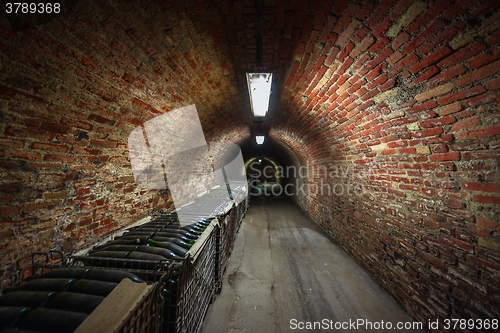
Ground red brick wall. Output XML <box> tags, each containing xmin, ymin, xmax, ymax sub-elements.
<box><xmin>0</xmin><ymin>1</ymin><xmax>249</xmax><ymax>280</ymax></box>
<box><xmin>272</xmin><ymin>0</ymin><xmax>500</xmax><ymax>325</ymax></box>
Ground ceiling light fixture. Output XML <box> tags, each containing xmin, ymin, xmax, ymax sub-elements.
<box><xmin>246</xmin><ymin>72</ymin><xmax>272</xmax><ymax>117</ymax></box>
<box><xmin>256</xmin><ymin>135</ymin><xmax>265</xmax><ymax>145</ymax></box>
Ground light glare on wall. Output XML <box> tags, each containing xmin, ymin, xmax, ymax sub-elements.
<box><xmin>256</xmin><ymin>135</ymin><xmax>265</xmax><ymax>145</ymax></box>
<box><xmin>246</xmin><ymin>72</ymin><xmax>272</xmax><ymax>117</ymax></box>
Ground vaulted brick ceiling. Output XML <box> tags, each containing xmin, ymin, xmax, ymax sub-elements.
<box><xmin>3</xmin><ymin>0</ymin><xmax>497</xmax><ymax>166</ymax></box>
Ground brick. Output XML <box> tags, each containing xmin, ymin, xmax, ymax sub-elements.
<box><xmin>0</xmin><ymin>206</ymin><xmax>20</xmax><ymax>216</ymax></box>
<box><xmin>392</xmin><ymin>32</ymin><xmax>410</xmax><ymax>49</ymax></box>
<box><xmin>387</xmin><ymin>51</ymin><xmax>404</xmax><ymax>65</ymax></box>
<box><xmin>412</xmin><ymin>66</ymin><xmax>440</xmax><ymax>85</ymax></box>
<box><xmin>449</xmin><ymin>142</ymin><xmax>488</xmax><ymax>151</ymax></box>
<box><xmin>365</xmin><ymin>46</ymin><xmax>393</xmax><ymax>71</ymax></box>
<box><xmin>407</xmin><ymin>1</ymin><xmax>451</xmax><ymax>34</ymax></box>
<box><xmin>31</xmin><ymin>142</ymin><xmax>70</xmax><ymax>152</ymax></box>
<box><xmin>388</xmin><ymin>0</ymin><xmax>413</xmax><ymax>22</ymax></box>
<box><xmin>426</xmin><ymin>65</ymin><xmax>466</xmax><ymax>88</ymax></box>
<box><xmin>429</xmin><ymin>152</ymin><xmax>459</xmax><ymax>162</ymax></box>
<box><xmin>40</xmin><ymin>122</ymin><xmax>70</xmax><ymax>134</ymax></box>
<box><xmin>415</xmin><ymin>83</ymin><xmax>454</xmax><ymax>102</ymax></box>
<box><xmin>474</xmin><ymin>195</ymin><xmax>500</xmax><ymax>205</ymax></box>
<box><xmin>381</xmin><ymin>149</ymin><xmax>397</xmax><ymax>155</ymax></box>
<box><xmin>416</xmin><ymin>146</ymin><xmax>431</xmax><ymax>155</ymax></box>
<box><xmin>453</xmin><ymin>59</ymin><xmax>500</xmax><ymax>86</ymax></box>
<box><xmin>338</xmin><ymin>42</ymin><xmax>355</xmax><ymax>62</ymax></box>
<box><xmin>437</xmin><ymin>86</ymin><xmax>486</xmax><ymax>106</ymax></box>
<box><xmin>379</xmin><ymin>78</ymin><xmax>397</xmax><ymax>92</ymax></box>
<box><xmin>410</xmin><ymin>45</ymin><xmax>452</xmax><ymax>74</ymax></box>
<box><xmin>367</xmin><ymin>37</ymin><xmax>389</xmax><ymax>54</ymax></box>
<box><xmin>43</xmin><ymin>154</ymin><xmax>76</xmax><ymax>163</ymax></box>
<box><xmin>388</xmin><ymin>188</ymin><xmax>405</xmax><ymax>197</ymax></box>
<box><xmin>464</xmin><ymin>92</ymin><xmax>500</xmax><ymax>108</ymax></box>
<box><xmin>436</xmin><ymin>102</ymin><xmax>462</xmax><ymax>116</ymax></box>
<box><xmin>463</xmin><ymin>182</ymin><xmax>500</xmax><ymax>193</ymax></box>
<box><xmin>0</xmin><ymin>138</ymin><xmax>25</xmax><ymax>149</ymax></box>
<box><xmin>87</xmin><ymin>114</ymin><xmax>116</xmax><ymax>126</ymax></box>
<box><xmin>437</xmin><ymin>41</ymin><xmax>487</xmax><ymax>69</ymax></box>
<box><xmin>485</xmin><ymin>76</ymin><xmax>500</xmax><ymax>91</ymax></box>
<box><xmin>419</xmin><ymin>115</ymin><xmax>455</xmax><ymax>128</ymax></box>
<box><xmin>388</xmin><ymin>53</ymin><xmax>419</xmax><ymax>76</ymax></box>
<box><xmin>412</xmin><ymin>127</ymin><xmax>443</xmax><ymax>139</ymax></box>
<box><xmin>455</xmin><ymin>125</ymin><xmax>500</xmax><ymax>141</ymax></box>
<box><xmin>439</xmin><ymin>234</ymin><xmax>473</xmax><ymax>253</ymax></box>
<box><xmin>451</xmin><ymin>117</ymin><xmax>481</xmax><ymax>132</ymax></box>
<box><xmin>462</xmin><ymin>150</ymin><xmax>500</xmax><ymax>161</ymax></box>
<box><xmin>430</xmin><ymin>144</ymin><xmax>448</xmax><ymax>153</ymax></box>
<box><xmin>132</xmin><ymin>98</ymin><xmax>162</xmax><ymax>115</ymax></box>
<box><xmin>335</xmin><ymin>19</ymin><xmax>361</xmax><ymax>46</ymax></box>
<box><xmin>399</xmin><ymin>184</ymin><xmax>419</xmax><ymax>191</ymax></box>
<box><xmin>476</xmin><ymin>216</ymin><xmax>499</xmax><ymax>231</ymax></box>
<box><xmin>468</xmin><ymin>48</ymin><xmax>500</xmax><ymax>69</ymax></box>
<box><xmin>349</xmin><ymin>36</ymin><xmax>374</xmax><ymax>59</ymax></box>
<box><xmin>23</xmin><ymin>199</ymin><xmax>59</xmax><ymax>213</ymax></box>
<box><xmin>399</xmin><ymin>148</ymin><xmax>416</xmax><ymax>154</ymax></box>
<box><xmin>486</xmin><ymin>29</ymin><xmax>500</xmax><ymax>46</ymax></box>
<box><xmin>386</xmin><ymin>1</ymin><xmax>427</xmax><ymax>38</ymax></box>
<box><xmin>421</xmin><ymin>252</ymin><xmax>446</xmax><ymax>271</ymax></box>
<box><xmin>420</xmin><ymin>21</ymin><xmax>467</xmax><ymax>55</ymax></box>
<box><xmin>407</xmin><ymin>100</ymin><xmax>437</xmax><ymax>115</ymax></box>
<box><xmin>442</xmin><ymin>1</ymin><xmax>469</xmax><ymax>20</ymax></box>
<box><xmin>90</xmin><ymin>139</ymin><xmax>117</xmax><ymax>148</ymax></box>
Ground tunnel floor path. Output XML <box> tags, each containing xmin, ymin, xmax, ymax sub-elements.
<box><xmin>200</xmin><ymin>195</ymin><xmax>424</xmax><ymax>333</ymax></box>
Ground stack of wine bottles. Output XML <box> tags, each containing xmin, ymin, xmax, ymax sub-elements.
<box><xmin>79</xmin><ymin>214</ymin><xmax>215</xmax><ymax>270</ymax></box>
<box><xmin>0</xmin><ymin>267</ymin><xmax>143</xmax><ymax>333</ymax></box>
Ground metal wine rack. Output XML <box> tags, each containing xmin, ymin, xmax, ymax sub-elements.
<box><xmin>1</xmin><ymin>182</ymin><xmax>250</xmax><ymax>333</ymax></box>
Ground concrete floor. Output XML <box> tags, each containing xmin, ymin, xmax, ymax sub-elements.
<box><xmin>201</xmin><ymin>195</ymin><xmax>425</xmax><ymax>333</ymax></box>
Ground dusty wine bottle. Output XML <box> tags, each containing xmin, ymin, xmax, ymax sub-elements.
<box><xmin>128</xmin><ymin>226</ymin><xmax>162</xmax><ymax>232</ymax></box>
<box><xmin>152</xmin><ymin>215</ymin><xmax>178</xmax><ymax>222</ymax></box>
<box><xmin>156</xmin><ymin>229</ymin><xmax>199</xmax><ymax>239</ymax></box>
<box><xmin>2</xmin><ymin>278</ymin><xmax>75</xmax><ymax>294</ymax></box>
<box><xmin>137</xmin><ymin>245</ymin><xmax>185</xmax><ymax>261</ymax></box>
<box><xmin>180</xmin><ymin>224</ymin><xmax>205</xmax><ymax>232</ymax></box>
<box><xmin>0</xmin><ymin>307</ymin><xmax>31</xmax><ymax>331</ymax></box>
<box><xmin>151</xmin><ymin>236</ymin><xmax>195</xmax><ymax>250</ymax></box>
<box><xmin>154</xmin><ymin>232</ymin><xmax>197</xmax><ymax>243</ymax></box>
<box><xmin>89</xmin><ymin>244</ymin><xmax>139</xmax><ymax>254</ymax></box>
<box><xmin>28</xmin><ymin>267</ymin><xmax>89</xmax><ymax>280</ymax></box>
<box><xmin>142</xmin><ymin>222</ymin><xmax>174</xmax><ymax>227</ymax></box>
<box><xmin>0</xmin><ymin>291</ymin><xmax>54</xmax><ymax>308</ymax></box>
<box><xmin>120</xmin><ymin>230</ymin><xmax>156</xmax><ymax>237</ymax></box>
<box><xmin>127</xmin><ymin>251</ymin><xmax>169</xmax><ymax>261</ymax></box>
<box><xmin>92</xmin><ymin>238</ymin><xmax>143</xmax><ymax>249</ymax></box>
<box><xmin>164</xmin><ymin>226</ymin><xmax>202</xmax><ymax>235</ymax></box>
<box><xmin>147</xmin><ymin>239</ymin><xmax>189</xmax><ymax>257</ymax></box>
<box><xmin>44</xmin><ymin>292</ymin><xmax>105</xmax><ymax>314</ymax></box>
<box><xmin>114</xmin><ymin>235</ymin><xmax>151</xmax><ymax>244</ymax></box>
<box><xmin>86</xmin><ymin>250</ymin><xmax>130</xmax><ymax>258</ymax></box>
<box><xmin>16</xmin><ymin>308</ymin><xmax>88</xmax><ymax>333</ymax></box>
<box><xmin>67</xmin><ymin>279</ymin><xmax>118</xmax><ymax>297</ymax></box>
<box><xmin>82</xmin><ymin>251</ymin><xmax>130</xmax><ymax>268</ymax></box>
<box><xmin>151</xmin><ymin>236</ymin><xmax>193</xmax><ymax>249</ymax></box>
<box><xmin>84</xmin><ymin>268</ymin><xmax>144</xmax><ymax>284</ymax></box>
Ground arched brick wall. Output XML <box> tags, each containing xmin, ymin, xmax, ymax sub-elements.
<box><xmin>0</xmin><ymin>0</ymin><xmax>498</xmax><ymax>325</ymax></box>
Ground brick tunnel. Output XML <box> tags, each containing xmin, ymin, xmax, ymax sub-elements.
<box><xmin>0</xmin><ymin>0</ymin><xmax>499</xmax><ymax>332</ymax></box>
